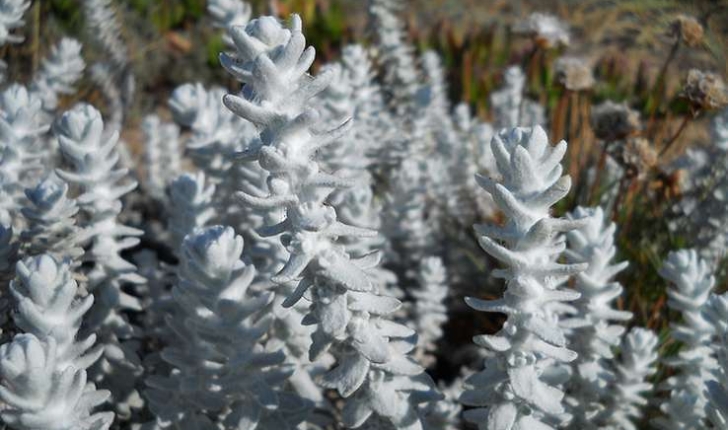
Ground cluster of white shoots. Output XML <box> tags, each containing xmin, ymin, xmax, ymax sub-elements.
<box><xmin>221</xmin><ymin>14</ymin><xmax>440</xmax><ymax>428</ymax></box>
<box><xmin>654</xmin><ymin>249</ymin><xmax>717</xmax><ymax>429</ymax></box>
<box><xmin>3</xmin><ymin>2</ymin><xmax>728</xmax><ymax>430</ymax></box>
<box><xmin>672</xmin><ymin>107</ymin><xmax>728</xmax><ymax>267</ymax></box>
<box><xmin>145</xmin><ymin>226</ymin><xmax>310</xmax><ymax>429</ymax></box>
<box><xmin>0</xmin><ymin>255</ymin><xmax>113</xmax><ymax>429</ymax></box>
<box><xmin>55</xmin><ymin>104</ymin><xmax>146</xmax><ymax>419</ymax></box>
<box><xmin>461</xmin><ymin>126</ymin><xmax>587</xmax><ymax>429</ymax></box>
<box><xmin>562</xmin><ymin>206</ymin><xmax>633</xmax><ymax>426</ymax></box>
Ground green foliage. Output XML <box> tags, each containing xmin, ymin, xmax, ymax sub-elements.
<box><xmin>206</xmin><ymin>33</ymin><xmax>225</xmax><ymax>67</ymax></box>
<box><xmin>48</xmin><ymin>0</ymin><xmax>83</xmax><ymax>31</ymax></box>
<box><xmin>129</xmin><ymin>0</ymin><xmax>205</xmax><ymax>31</ymax></box>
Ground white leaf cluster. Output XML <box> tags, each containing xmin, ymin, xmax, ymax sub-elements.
<box><xmin>20</xmin><ymin>175</ymin><xmax>84</xmax><ymax>263</ymax></box>
<box><xmin>141</xmin><ymin>114</ymin><xmax>181</xmax><ymax>200</ymax></box>
<box><xmin>82</xmin><ymin>0</ymin><xmax>134</xmax><ymax>132</ymax></box>
<box><xmin>654</xmin><ymin>249</ymin><xmax>717</xmax><ymax>429</ymax></box>
<box><xmin>208</xmin><ymin>0</ymin><xmax>252</xmax><ymax>48</ymax></box>
<box><xmin>562</xmin><ymin>206</ymin><xmax>633</xmax><ymax>427</ymax></box>
<box><xmin>490</xmin><ymin>67</ymin><xmax>545</xmax><ymax>132</ymax></box>
<box><xmin>461</xmin><ymin>126</ymin><xmax>587</xmax><ymax>430</ymax></box>
<box><xmin>703</xmin><ymin>292</ymin><xmax>728</xmax><ymax>427</ymax></box>
<box><xmin>0</xmin><ymin>254</ymin><xmax>113</xmax><ymax>429</ymax></box>
<box><xmin>367</xmin><ymin>0</ymin><xmax>420</xmax><ymax>114</ymax></box>
<box><xmin>603</xmin><ymin>328</ymin><xmax>659</xmax><ymax>430</ymax></box>
<box><xmin>671</xmin><ymin>107</ymin><xmax>728</xmax><ymax>267</ymax></box>
<box><xmin>169</xmin><ymin>82</ymin><xmax>264</xmax><ymax>232</ymax></box>
<box><xmin>0</xmin><ymin>0</ymin><xmax>29</xmax><ymax>46</ymax></box>
<box><xmin>0</xmin><ymin>85</ymin><xmax>48</xmax><ymax>213</ymax></box>
<box><xmin>54</xmin><ymin>104</ymin><xmax>146</xmax><ymax>418</ymax></box>
<box><xmin>221</xmin><ymin>14</ymin><xmax>440</xmax><ymax>428</ymax></box>
<box><xmin>145</xmin><ymin>226</ymin><xmax>310</xmax><ymax>429</ymax></box>
<box><xmin>412</xmin><ymin>256</ymin><xmax>449</xmax><ymax>364</ymax></box>
<box><xmin>167</xmin><ymin>171</ymin><xmax>216</xmax><ymax>252</ymax></box>
<box><xmin>31</xmin><ymin>38</ymin><xmax>85</xmax><ymax>112</ymax></box>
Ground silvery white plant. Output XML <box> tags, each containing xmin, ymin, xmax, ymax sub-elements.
<box><xmin>168</xmin><ymin>84</ymin><xmax>238</xmax><ymax>181</ymax></box>
<box><xmin>0</xmin><ymin>0</ymin><xmax>30</xmax><ymax>81</ymax></box>
<box><xmin>88</xmin><ymin>63</ymin><xmax>125</xmax><ymax>133</ymax></box>
<box><xmin>705</xmin><ymin>292</ymin><xmax>728</xmax><ymax>353</ymax></box>
<box><xmin>490</xmin><ymin>66</ymin><xmax>545</xmax><ymax>132</ymax></box>
<box><xmin>222</xmin><ymin>15</ymin><xmax>440</xmax><ymax>428</ymax></box>
<box><xmin>316</xmin><ymin>61</ymin><xmax>367</xmax><ymax>176</ymax></box>
<box><xmin>0</xmin><ymin>84</ymin><xmax>49</xmax><ymax>215</ymax></box>
<box><xmin>167</xmin><ymin>171</ymin><xmax>216</xmax><ymax>253</ymax></box>
<box><xmin>55</xmin><ymin>103</ymin><xmax>144</xmax><ymax>332</ymax></box>
<box><xmin>706</xmin><ymin>330</ymin><xmax>728</xmax><ymax>428</ymax></box>
<box><xmin>653</xmin><ymin>249</ymin><xmax>717</xmax><ymax>429</ymax></box>
<box><xmin>0</xmin><ymin>334</ymin><xmax>113</xmax><ymax>430</ymax></box>
<box><xmin>208</xmin><ymin>0</ymin><xmax>251</xmax><ymax>48</ymax></box>
<box><xmin>421</xmin><ymin>377</ymin><xmax>464</xmax><ymax>430</ymax></box>
<box><xmin>367</xmin><ymin>0</ymin><xmax>420</xmax><ymax>115</ymax></box>
<box><xmin>168</xmin><ymin>82</ymin><xmax>265</xmax><ymax>233</ymax></box>
<box><xmin>452</xmin><ymin>103</ymin><xmax>496</xmax><ymax>219</ymax></box>
<box><xmin>416</xmin><ymin>50</ymin><xmax>469</xmax><ymax>224</ymax></box>
<box><xmin>145</xmin><ymin>225</ymin><xmax>311</xmax><ymax>429</ymax></box>
<box><xmin>460</xmin><ymin>126</ymin><xmax>587</xmax><ymax>430</ymax></box>
<box><xmin>381</xmin><ymin>157</ymin><xmax>436</xmax><ymax>275</ymax></box>
<box><xmin>82</xmin><ymin>0</ymin><xmax>134</xmax><ymax>132</ymax></box>
<box><xmin>411</xmin><ymin>256</ymin><xmax>449</xmax><ymax>365</ymax></box>
<box><xmin>209</xmin><ymin>14</ymin><xmax>334</xmax><ymax>408</ymax></box>
<box><xmin>141</xmin><ymin>114</ymin><xmax>181</xmax><ymax>200</ymax></box>
<box><xmin>600</xmin><ymin>327</ymin><xmax>658</xmax><ymax>430</ymax></box>
<box><xmin>562</xmin><ymin>206</ymin><xmax>632</xmax><ymax>427</ymax></box>
<box><xmin>315</xmin><ymin>48</ymin><xmax>428</xmax><ymax>276</ymax></box>
<box><xmin>31</xmin><ymin>38</ymin><xmax>85</xmax><ymax>113</ymax></box>
<box><xmin>0</xmin><ymin>0</ymin><xmax>29</xmax><ymax>46</ymax></box>
<box><xmin>315</xmin><ymin>52</ymin><xmax>398</xmax><ymax>296</ymax></box>
<box><xmin>0</xmin><ymin>254</ymin><xmax>113</xmax><ymax>429</ymax></box>
<box><xmin>671</xmin><ymin>107</ymin><xmax>728</xmax><ymax>267</ymax></box>
<box><xmin>9</xmin><ymin>255</ymin><xmax>101</xmax><ymax>372</ymax></box>
<box><xmin>55</xmin><ymin>103</ymin><xmax>146</xmax><ymax>418</ymax></box>
<box><xmin>282</xmin><ymin>58</ymin><xmax>401</xmax><ymax>404</ymax></box>
<box><xmin>337</xmin><ymin>44</ymin><xmax>392</xmax><ymax>167</ymax></box>
<box><xmin>82</xmin><ymin>0</ymin><xmax>128</xmax><ymax>72</ymax></box>
<box><xmin>20</xmin><ymin>175</ymin><xmax>84</xmax><ymax>263</ymax></box>
<box><xmin>703</xmin><ymin>292</ymin><xmax>728</xmax><ymax>427</ymax></box>
<box><xmin>337</xmin><ymin>184</ymin><xmax>400</xmax><ymax>299</ymax></box>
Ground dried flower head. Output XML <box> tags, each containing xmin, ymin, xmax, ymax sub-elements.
<box><xmin>517</xmin><ymin>12</ymin><xmax>570</xmax><ymax>48</ymax></box>
<box><xmin>682</xmin><ymin>69</ymin><xmax>728</xmax><ymax>111</ymax></box>
<box><xmin>670</xmin><ymin>15</ymin><xmax>704</xmax><ymax>48</ymax></box>
<box><xmin>609</xmin><ymin>137</ymin><xmax>657</xmax><ymax>179</ymax></box>
<box><xmin>555</xmin><ymin>57</ymin><xmax>595</xmax><ymax>91</ymax></box>
<box><xmin>591</xmin><ymin>100</ymin><xmax>641</xmax><ymax>141</ymax></box>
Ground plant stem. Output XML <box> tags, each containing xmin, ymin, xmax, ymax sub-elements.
<box><xmin>659</xmin><ymin>108</ymin><xmax>698</xmax><ymax>157</ymax></box>
<box><xmin>646</xmin><ymin>40</ymin><xmax>680</xmax><ymax>138</ymax></box>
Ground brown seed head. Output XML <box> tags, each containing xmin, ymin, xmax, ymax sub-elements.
<box><xmin>555</xmin><ymin>57</ymin><xmax>595</xmax><ymax>91</ymax></box>
<box><xmin>682</xmin><ymin>69</ymin><xmax>728</xmax><ymax>111</ymax></box>
<box><xmin>609</xmin><ymin>137</ymin><xmax>657</xmax><ymax>178</ymax></box>
<box><xmin>591</xmin><ymin>101</ymin><xmax>641</xmax><ymax>141</ymax></box>
<box><xmin>669</xmin><ymin>15</ymin><xmax>704</xmax><ymax>48</ymax></box>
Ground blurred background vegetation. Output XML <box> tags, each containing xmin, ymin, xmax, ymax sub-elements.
<box><xmin>25</xmin><ymin>0</ymin><xmax>727</xmax><ymax>121</ymax></box>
